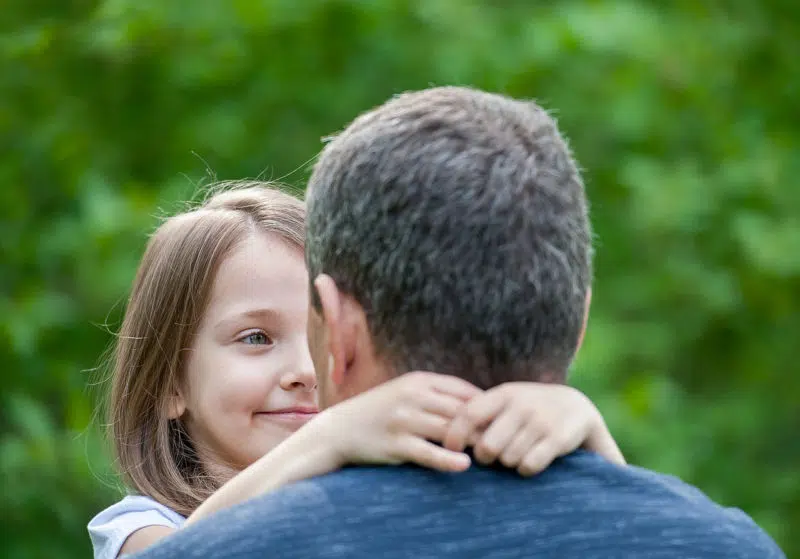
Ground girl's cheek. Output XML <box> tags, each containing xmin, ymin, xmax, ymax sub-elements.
<box><xmin>219</xmin><ymin>368</ymin><xmax>277</xmax><ymax>411</ymax></box>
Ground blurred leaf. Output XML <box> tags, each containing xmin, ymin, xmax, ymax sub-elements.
<box><xmin>1</xmin><ymin>0</ymin><xmax>797</xmax><ymax>556</ymax></box>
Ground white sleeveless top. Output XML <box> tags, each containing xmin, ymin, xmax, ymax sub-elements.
<box><xmin>88</xmin><ymin>495</ymin><xmax>186</xmax><ymax>559</ymax></box>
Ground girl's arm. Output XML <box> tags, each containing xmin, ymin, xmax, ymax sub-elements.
<box><xmin>117</xmin><ymin>372</ymin><xmax>478</xmax><ymax>556</ymax></box>
<box><xmin>185</xmin><ymin>372</ymin><xmax>480</xmax><ymax>525</ymax></box>
<box><xmin>118</xmin><ymin>526</ymin><xmax>175</xmax><ymax>557</ymax></box>
<box><xmin>188</xmin><ymin>374</ymin><xmax>624</xmax><ymax>525</ymax></box>
<box><xmin>119</xmin><ymin>374</ymin><xmax>623</xmax><ymax>555</ymax></box>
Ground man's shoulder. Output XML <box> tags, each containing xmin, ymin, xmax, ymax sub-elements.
<box><xmin>256</xmin><ymin>462</ymin><xmax>467</xmax><ymax>517</ymax></box>
<box><xmin>276</xmin><ymin>451</ymin><xmax>783</xmax><ymax>555</ymax></box>
<box><xmin>254</xmin><ymin>451</ymin><xmax>729</xmax><ymax>521</ymax></box>
<box><xmin>208</xmin><ymin>452</ymin><xmax>782</xmax><ymax>558</ymax></box>
<box><xmin>291</xmin><ymin>450</ymin><xmax>729</xmax><ymax>512</ymax></box>
<box><xmin>267</xmin><ymin>450</ymin><xmax>742</xmax><ymax>522</ymax></box>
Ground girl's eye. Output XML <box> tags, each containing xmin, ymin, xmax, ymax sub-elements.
<box><xmin>240</xmin><ymin>332</ymin><xmax>272</xmax><ymax>345</ymax></box>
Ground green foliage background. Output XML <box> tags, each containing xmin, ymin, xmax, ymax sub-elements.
<box><xmin>1</xmin><ymin>1</ymin><xmax>797</xmax><ymax>557</ymax></box>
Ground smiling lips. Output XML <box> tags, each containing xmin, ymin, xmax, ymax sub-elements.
<box><xmin>256</xmin><ymin>407</ymin><xmax>319</xmax><ymax>426</ymax></box>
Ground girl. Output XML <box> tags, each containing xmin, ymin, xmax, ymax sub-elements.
<box><xmin>88</xmin><ymin>182</ymin><xmax>624</xmax><ymax>558</ymax></box>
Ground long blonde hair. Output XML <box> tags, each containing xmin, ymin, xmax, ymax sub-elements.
<box><xmin>107</xmin><ymin>181</ymin><xmax>305</xmax><ymax>516</ymax></box>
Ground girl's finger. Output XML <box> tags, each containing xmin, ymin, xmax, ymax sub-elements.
<box><xmin>583</xmin><ymin>424</ymin><xmax>627</xmax><ymax>466</ymax></box>
<box><xmin>518</xmin><ymin>440</ymin><xmax>558</xmax><ymax>477</ymax></box>
<box><xmin>499</xmin><ymin>425</ymin><xmax>544</xmax><ymax>469</ymax></box>
<box><xmin>416</xmin><ymin>390</ymin><xmax>472</xmax><ymax>420</ymax></box>
<box><xmin>443</xmin><ymin>389</ymin><xmax>508</xmax><ymax>452</ymax></box>
<box><xmin>396</xmin><ymin>435</ymin><xmax>471</xmax><ymax>473</ymax></box>
<box><xmin>394</xmin><ymin>410</ymin><xmax>452</xmax><ymax>442</ymax></box>
<box><xmin>429</xmin><ymin>373</ymin><xmax>484</xmax><ymax>401</ymax></box>
<box><xmin>474</xmin><ymin>408</ymin><xmax>524</xmax><ymax>465</ymax></box>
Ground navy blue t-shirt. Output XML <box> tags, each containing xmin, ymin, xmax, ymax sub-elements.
<box><xmin>136</xmin><ymin>451</ymin><xmax>784</xmax><ymax>558</ymax></box>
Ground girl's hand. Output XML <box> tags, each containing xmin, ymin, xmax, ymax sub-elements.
<box><xmin>442</xmin><ymin>382</ymin><xmax>625</xmax><ymax>476</ymax></box>
<box><xmin>320</xmin><ymin>371</ymin><xmax>483</xmax><ymax>472</ymax></box>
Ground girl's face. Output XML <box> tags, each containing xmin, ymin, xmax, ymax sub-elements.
<box><xmin>176</xmin><ymin>232</ymin><xmax>317</xmax><ymax>474</ymax></box>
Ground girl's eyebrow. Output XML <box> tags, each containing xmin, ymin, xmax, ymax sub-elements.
<box><xmin>213</xmin><ymin>308</ymin><xmax>282</xmax><ymax>332</ymax></box>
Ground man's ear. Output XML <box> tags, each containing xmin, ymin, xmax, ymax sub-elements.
<box><xmin>576</xmin><ymin>287</ymin><xmax>592</xmax><ymax>352</ymax></box>
<box><xmin>313</xmin><ymin>274</ymin><xmax>348</xmax><ymax>386</ymax></box>
<box><xmin>167</xmin><ymin>386</ymin><xmax>186</xmax><ymax>420</ymax></box>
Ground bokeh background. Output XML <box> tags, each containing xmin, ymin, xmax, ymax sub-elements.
<box><xmin>2</xmin><ymin>1</ymin><xmax>798</xmax><ymax>557</ymax></box>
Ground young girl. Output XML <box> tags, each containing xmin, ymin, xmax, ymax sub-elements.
<box><xmin>88</xmin><ymin>182</ymin><xmax>624</xmax><ymax>558</ymax></box>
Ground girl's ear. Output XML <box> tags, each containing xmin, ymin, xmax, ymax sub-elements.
<box><xmin>167</xmin><ymin>386</ymin><xmax>187</xmax><ymax>419</ymax></box>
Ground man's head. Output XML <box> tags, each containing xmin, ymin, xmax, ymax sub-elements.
<box><xmin>305</xmin><ymin>86</ymin><xmax>592</xmax><ymax>408</ymax></box>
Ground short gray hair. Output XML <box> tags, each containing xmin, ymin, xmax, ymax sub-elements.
<box><xmin>306</xmin><ymin>86</ymin><xmax>591</xmax><ymax>388</ymax></box>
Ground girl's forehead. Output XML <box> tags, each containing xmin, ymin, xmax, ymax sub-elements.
<box><xmin>204</xmin><ymin>233</ymin><xmax>308</xmax><ymax>319</ymax></box>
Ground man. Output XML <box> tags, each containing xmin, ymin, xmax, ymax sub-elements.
<box><xmin>137</xmin><ymin>87</ymin><xmax>784</xmax><ymax>557</ymax></box>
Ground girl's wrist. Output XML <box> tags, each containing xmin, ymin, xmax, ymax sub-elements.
<box><xmin>301</xmin><ymin>409</ymin><xmax>350</xmax><ymax>470</ymax></box>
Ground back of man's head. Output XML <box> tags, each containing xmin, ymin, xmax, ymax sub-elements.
<box><xmin>306</xmin><ymin>86</ymin><xmax>592</xmax><ymax>389</ymax></box>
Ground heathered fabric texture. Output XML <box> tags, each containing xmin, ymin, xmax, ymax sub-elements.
<box><xmin>135</xmin><ymin>451</ymin><xmax>784</xmax><ymax>558</ymax></box>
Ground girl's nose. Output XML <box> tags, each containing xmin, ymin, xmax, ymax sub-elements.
<box><xmin>278</xmin><ymin>351</ymin><xmax>317</xmax><ymax>392</ymax></box>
